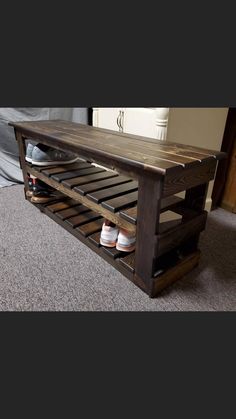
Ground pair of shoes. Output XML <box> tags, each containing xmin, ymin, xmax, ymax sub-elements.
<box><xmin>26</xmin><ymin>142</ymin><xmax>79</xmax><ymax>167</ymax></box>
<box><xmin>100</xmin><ymin>223</ymin><xmax>136</xmax><ymax>252</ymax></box>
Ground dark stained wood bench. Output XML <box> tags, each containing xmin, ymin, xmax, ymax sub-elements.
<box><xmin>10</xmin><ymin>120</ymin><xmax>227</xmax><ymax>297</ymax></box>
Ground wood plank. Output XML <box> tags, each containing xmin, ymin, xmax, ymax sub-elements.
<box><xmin>102</xmin><ymin>247</ymin><xmax>124</xmax><ymax>260</ymax></box>
<box><xmin>134</xmin><ymin>175</ymin><xmax>163</xmax><ymax>288</ymax></box>
<box><xmin>62</xmin><ymin>170</ymin><xmax>118</xmax><ymax>189</ymax></box>
<box><xmin>77</xmin><ymin>218</ymin><xmax>104</xmax><ymax>237</ymax></box>
<box><xmin>163</xmin><ymin>159</ymin><xmax>217</xmax><ymax>197</ymax></box>
<box><xmin>119</xmin><ymin>207</ymin><xmax>138</xmax><ymax>225</ymax></box>
<box><xmin>119</xmin><ymin>195</ymin><xmax>184</xmax><ymax>225</ymax></box>
<box><xmin>119</xmin><ymin>253</ymin><xmax>135</xmax><ymax>273</ymax></box>
<box><xmin>51</xmin><ymin>166</ymin><xmax>105</xmax><ymax>182</ymax></box>
<box><xmin>101</xmin><ymin>191</ymin><xmax>138</xmax><ymax>213</ymax></box>
<box><xmin>156</xmin><ymin>211</ymin><xmax>207</xmax><ymax>257</ymax></box>
<box><xmin>55</xmin><ymin>204</ymin><xmax>90</xmax><ymax>221</ymax></box>
<box><xmin>46</xmin><ymin>199</ymin><xmax>79</xmax><ymax>213</ymax></box>
<box><xmin>88</xmin><ymin>231</ymin><xmax>102</xmax><ymax>248</ymax></box>
<box><xmin>65</xmin><ymin>211</ymin><xmax>102</xmax><ymax>228</ymax></box>
<box><xmin>87</xmin><ymin>181</ymin><xmax>138</xmax><ymax>204</ymax></box>
<box><xmin>75</xmin><ymin>175</ymin><xmax>131</xmax><ymax>196</ymax></box>
<box><xmin>151</xmin><ymin>251</ymin><xmax>201</xmax><ymax>297</ymax></box>
<box><xmin>41</xmin><ymin>161</ymin><xmax>91</xmax><ymax>177</ymax></box>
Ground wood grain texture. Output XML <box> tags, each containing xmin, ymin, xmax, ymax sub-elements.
<box><xmin>62</xmin><ymin>170</ymin><xmax>118</xmax><ymax>190</ymax></box>
<box><xmin>46</xmin><ymin>199</ymin><xmax>79</xmax><ymax>213</ymax></box>
<box><xmin>77</xmin><ymin>218</ymin><xmax>104</xmax><ymax>237</ymax></box>
<box><xmin>101</xmin><ymin>191</ymin><xmax>138</xmax><ymax>213</ymax></box>
<box><xmin>87</xmin><ymin>181</ymin><xmax>138</xmax><ymax>204</ymax></box>
<box><xmin>10</xmin><ymin>120</ymin><xmax>226</xmax><ymax>177</ymax></box>
<box><xmin>41</xmin><ymin>162</ymin><xmax>90</xmax><ymax>177</ymax></box>
<box><xmin>28</xmin><ymin>166</ymin><xmax>137</xmax><ymax>232</ymax></box>
<box><xmin>51</xmin><ymin>166</ymin><xmax>105</xmax><ymax>182</ymax></box>
<box><xmin>119</xmin><ymin>195</ymin><xmax>184</xmax><ymax>225</ymax></box>
<box><xmin>151</xmin><ymin>251</ymin><xmax>201</xmax><ymax>297</ymax></box>
<box><xmin>163</xmin><ymin>160</ymin><xmax>217</xmax><ymax>197</ymax></box>
<box><xmin>156</xmin><ymin>211</ymin><xmax>207</xmax><ymax>257</ymax></box>
<box><xmin>56</xmin><ymin>204</ymin><xmax>90</xmax><ymax>221</ymax></box>
<box><xmin>75</xmin><ymin>175</ymin><xmax>131</xmax><ymax>196</ymax></box>
<box><xmin>135</xmin><ymin>175</ymin><xmax>163</xmax><ymax>288</ymax></box>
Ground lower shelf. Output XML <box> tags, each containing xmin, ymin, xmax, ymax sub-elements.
<box><xmin>27</xmin><ymin>193</ymin><xmax>201</xmax><ymax>297</ymax></box>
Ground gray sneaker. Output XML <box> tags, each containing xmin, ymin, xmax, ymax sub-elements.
<box><xmin>31</xmin><ymin>144</ymin><xmax>79</xmax><ymax>167</ymax></box>
<box><xmin>25</xmin><ymin>142</ymin><xmax>38</xmax><ymax>163</ymax></box>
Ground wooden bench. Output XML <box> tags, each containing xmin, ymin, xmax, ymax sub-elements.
<box><xmin>10</xmin><ymin>120</ymin><xmax>226</xmax><ymax>297</ymax></box>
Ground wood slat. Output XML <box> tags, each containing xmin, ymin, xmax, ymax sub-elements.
<box><xmin>45</xmin><ymin>199</ymin><xmax>79</xmax><ymax>213</ymax></box>
<box><xmin>119</xmin><ymin>253</ymin><xmax>135</xmax><ymax>273</ymax></box>
<box><xmin>102</xmin><ymin>191</ymin><xmax>138</xmax><ymax>213</ymax></box>
<box><xmin>156</xmin><ymin>211</ymin><xmax>207</xmax><ymax>257</ymax></box>
<box><xmin>119</xmin><ymin>195</ymin><xmax>184</xmax><ymax>225</ymax></box>
<box><xmin>102</xmin><ymin>247</ymin><xmax>124</xmax><ymax>260</ymax></box>
<box><xmin>87</xmin><ymin>181</ymin><xmax>138</xmax><ymax>204</ymax></box>
<box><xmin>77</xmin><ymin>218</ymin><xmax>104</xmax><ymax>237</ymax></box>
<box><xmin>65</xmin><ymin>210</ymin><xmax>102</xmax><ymax>228</ymax></box>
<box><xmin>163</xmin><ymin>159</ymin><xmax>217</xmax><ymax>197</ymax></box>
<box><xmin>41</xmin><ymin>161</ymin><xmax>91</xmax><ymax>177</ymax></box>
<box><xmin>88</xmin><ymin>231</ymin><xmax>102</xmax><ymax>248</ymax></box>
<box><xmin>55</xmin><ymin>204</ymin><xmax>90</xmax><ymax>221</ymax></box>
<box><xmin>75</xmin><ymin>175</ymin><xmax>131</xmax><ymax>196</ymax></box>
<box><xmin>62</xmin><ymin>170</ymin><xmax>118</xmax><ymax>190</ymax></box>
<box><xmin>51</xmin><ymin>166</ymin><xmax>105</xmax><ymax>183</ymax></box>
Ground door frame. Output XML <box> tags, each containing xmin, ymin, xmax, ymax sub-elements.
<box><xmin>211</xmin><ymin>108</ymin><xmax>236</xmax><ymax>209</ymax></box>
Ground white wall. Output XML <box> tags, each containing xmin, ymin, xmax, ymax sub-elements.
<box><xmin>167</xmin><ymin>108</ymin><xmax>229</xmax><ymax>210</ymax></box>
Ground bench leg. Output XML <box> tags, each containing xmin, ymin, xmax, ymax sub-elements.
<box><xmin>134</xmin><ymin>175</ymin><xmax>163</xmax><ymax>296</ymax></box>
<box><xmin>183</xmin><ymin>183</ymin><xmax>209</xmax><ymax>250</ymax></box>
<box><xmin>14</xmin><ymin>129</ymin><xmax>29</xmax><ymax>198</ymax></box>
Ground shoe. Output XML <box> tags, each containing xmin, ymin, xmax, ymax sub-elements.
<box><xmin>116</xmin><ymin>229</ymin><xmax>136</xmax><ymax>252</ymax></box>
<box><xmin>25</xmin><ymin>174</ymin><xmax>35</xmax><ymax>197</ymax></box>
<box><xmin>100</xmin><ymin>223</ymin><xmax>119</xmax><ymax>248</ymax></box>
<box><xmin>31</xmin><ymin>144</ymin><xmax>79</xmax><ymax>167</ymax></box>
<box><xmin>30</xmin><ymin>178</ymin><xmax>57</xmax><ymax>203</ymax></box>
<box><xmin>25</xmin><ymin>142</ymin><xmax>37</xmax><ymax>163</ymax></box>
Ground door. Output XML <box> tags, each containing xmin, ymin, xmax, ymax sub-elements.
<box><xmin>93</xmin><ymin>108</ymin><xmax>122</xmax><ymax>132</ymax></box>
<box><xmin>221</xmin><ymin>139</ymin><xmax>236</xmax><ymax>213</ymax></box>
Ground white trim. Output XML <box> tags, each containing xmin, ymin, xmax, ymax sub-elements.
<box><xmin>205</xmin><ymin>198</ymin><xmax>212</xmax><ymax>212</ymax></box>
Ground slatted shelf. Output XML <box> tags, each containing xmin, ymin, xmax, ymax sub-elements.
<box><xmin>119</xmin><ymin>195</ymin><xmax>184</xmax><ymax>225</ymax></box>
<box><xmin>26</xmin><ymin>162</ymin><xmax>190</xmax><ymax>234</ymax></box>
<box><xmin>28</xmin><ymin>193</ymin><xmax>205</xmax><ymax>289</ymax></box>
<box><xmin>29</xmin><ymin>197</ymin><xmax>136</xmax><ymax>281</ymax></box>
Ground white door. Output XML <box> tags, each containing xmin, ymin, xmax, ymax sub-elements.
<box><xmin>123</xmin><ymin>108</ymin><xmax>169</xmax><ymax>140</ymax></box>
<box><xmin>93</xmin><ymin>108</ymin><xmax>122</xmax><ymax>132</ymax></box>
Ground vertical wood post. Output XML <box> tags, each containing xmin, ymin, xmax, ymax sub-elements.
<box><xmin>135</xmin><ymin>174</ymin><xmax>164</xmax><ymax>295</ymax></box>
<box><xmin>14</xmin><ymin>129</ymin><xmax>29</xmax><ymax>197</ymax></box>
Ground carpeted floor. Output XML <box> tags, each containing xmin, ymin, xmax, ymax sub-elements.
<box><xmin>0</xmin><ymin>185</ymin><xmax>235</xmax><ymax>311</ymax></box>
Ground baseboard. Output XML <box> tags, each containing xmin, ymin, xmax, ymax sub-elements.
<box><xmin>205</xmin><ymin>198</ymin><xmax>212</xmax><ymax>212</ymax></box>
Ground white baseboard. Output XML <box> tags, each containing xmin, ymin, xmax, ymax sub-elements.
<box><xmin>205</xmin><ymin>198</ymin><xmax>212</xmax><ymax>212</ymax></box>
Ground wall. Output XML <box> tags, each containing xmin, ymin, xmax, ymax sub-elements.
<box><xmin>167</xmin><ymin>108</ymin><xmax>229</xmax><ymax>210</ymax></box>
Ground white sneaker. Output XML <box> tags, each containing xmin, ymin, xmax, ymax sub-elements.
<box><xmin>100</xmin><ymin>223</ymin><xmax>119</xmax><ymax>248</ymax></box>
<box><xmin>116</xmin><ymin>229</ymin><xmax>136</xmax><ymax>252</ymax></box>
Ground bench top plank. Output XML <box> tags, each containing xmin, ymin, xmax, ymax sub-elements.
<box><xmin>10</xmin><ymin>120</ymin><xmax>226</xmax><ymax>176</ymax></box>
